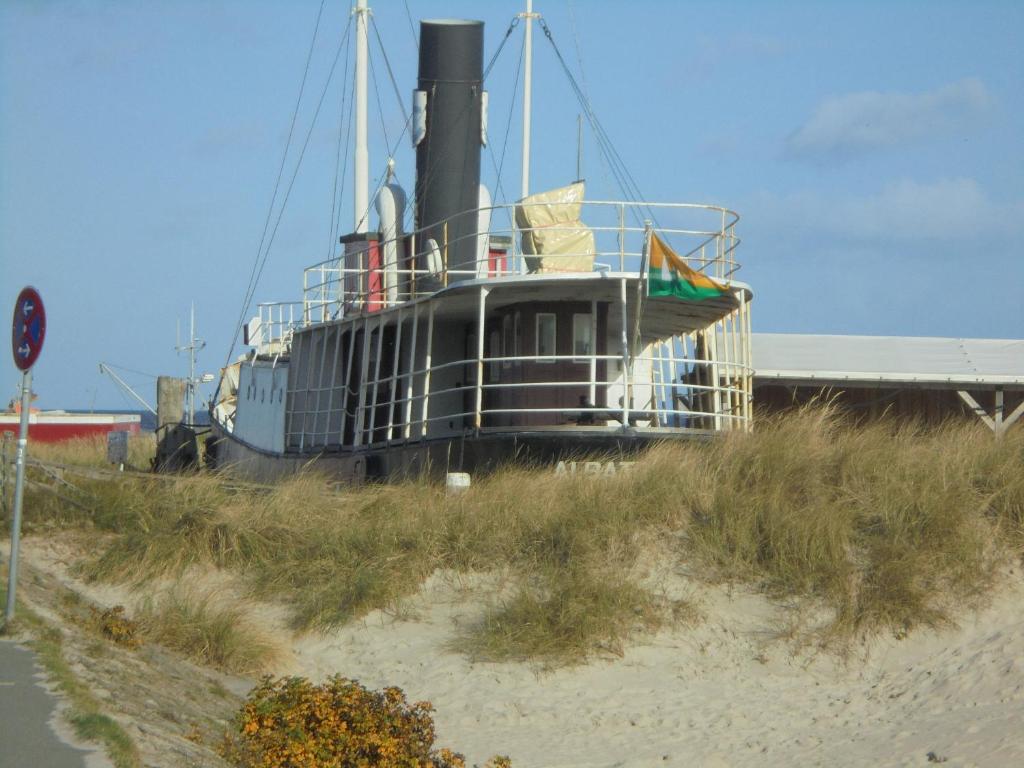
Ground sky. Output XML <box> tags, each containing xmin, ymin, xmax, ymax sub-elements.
<box><xmin>2</xmin><ymin>0</ymin><xmax>1022</xmax><ymax>410</ymax></box>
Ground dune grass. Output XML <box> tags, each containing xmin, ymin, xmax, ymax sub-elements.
<box><xmin>25</xmin><ymin>433</ymin><xmax>156</xmax><ymax>470</ymax></box>
<box><xmin>134</xmin><ymin>586</ymin><xmax>279</xmax><ymax>674</ymax></box>
<box><xmin>13</xmin><ymin>407</ymin><xmax>1024</xmax><ymax>662</ymax></box>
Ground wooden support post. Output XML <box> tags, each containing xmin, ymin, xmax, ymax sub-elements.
<box><xmin>1003</xmin><ymin>398</ymin><xmax>1024</xmax><ymax>432</ymax></box>
<box><xmin>957</xmin><ymin>390</ymin><xmax>995</xmax><ymax>431</ymax></box>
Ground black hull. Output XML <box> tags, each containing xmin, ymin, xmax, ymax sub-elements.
<box><xmin>207</xmin><ymin>419</ymin><xmax>712</xmax><ymax>484</ymax></box>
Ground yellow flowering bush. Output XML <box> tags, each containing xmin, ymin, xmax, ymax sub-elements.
<box><xmin>222</xmin><ymin>676</ymin><xmax>510</xmax><ymax>768</ymax></box>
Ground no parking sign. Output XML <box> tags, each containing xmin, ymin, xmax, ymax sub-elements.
<box><xmin>11</xmin><ymin>286</ymin><xmax>46</xmax><ymax>371</ymax></box>
<box><xmin>5</xmin><ymin>286</ymin><xmax>46</xmax><ymax>625</ymax></box>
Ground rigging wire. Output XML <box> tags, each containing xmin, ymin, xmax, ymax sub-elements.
<box><xmin>332</xmin><ymin>55</ymin><xmax>357</xmax><ymax>253</ymax></box>
<box><xmin>224</xmin><ymin>9</ymin><xmax>354</xmax><ymax>380</ymax></box>
<box><xmin>402</xmin><ymin>0</ymin><xmax>419</xmax><ymax>53</ymax></box>
<box><xmin>222</xmin><ymin>0</ymin><xmax>328</xmax><ymax>376</ymax></box>
<box><xmin>493</xmin><ymin>30</ymin><xmax>525</xmax><ymax>203</ymax></box>
<box><xmin>366</xmin><ymin>43</ymin><xmax>393</xmax><ymax>157</ymax></box>
<box><xmin>483</xmin><ymin>27</ymin><xmax>525</xmax><ymax>235</ymax></box>
<box><xmin>100</xmin><ymin>362</ymin><xmax>158</xmax><ymax>379</ymax></box>
<box><xmin>254</xmin><ymin>19</ymin><xmax>352</xmax><ymax>284</ymax></box>
<box><xmin>326</xmin><ymin>16</ymin><xmax>355</xmax><ymax>260</ymax></box>
<box><xmin>370</xmin><ymin>16</ymin><xmax>410</xmax><ymax>126</ymax></box>
<box><xmin>537</xmin><ymin>18</ymin><xmax>663</xmax><ymax>232</ymax></box>
<box><xmin>566</xmin><ymin>0</ymin><xmax>614</xmax><ymax>192</ymax></box>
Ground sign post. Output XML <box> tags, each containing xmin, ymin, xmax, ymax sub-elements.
<box><xmin>5</xmin><ymin>286</ymin><xmax>45</xmax><ymax>625</ymax></box>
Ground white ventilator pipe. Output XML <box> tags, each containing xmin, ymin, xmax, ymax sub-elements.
<box><xmin>375</xmin><ymin>175</ymin><xmax>407</xmax><ymax>306</ymax></box>
<box><xmin>354</xmin><ymin>0</ymin><xmax>369</xmax><ymax>232</ymax></box>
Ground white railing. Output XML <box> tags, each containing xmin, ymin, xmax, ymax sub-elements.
<box><xmin>283</xmin><ymin>281</ymin><xmax>754</xmax><ymax>452</ymax></box>
<box><xmin>301</xmin><ymin>201</ymin><xmax>740</xmax><ymax>321</ymax></box>
<box><xmin>251</xmin><ymin>301</ymin><xmax>303</xmax><ymax>355</ymax></box>
<box><xmin>284</xmin><ymin>347</ymin><xmax>753</xmax><ymax>451</ymax></box>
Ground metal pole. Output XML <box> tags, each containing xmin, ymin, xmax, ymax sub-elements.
<box><xmin>520</xmin><ymin>0</ymin><xmax>534</xmax><ymax>199</ymax></box>
<box><xmin>189</xmin><ymin>303</ymin><xmax>196</xmax><ymax>423</ymax></box>
<box><xmin>4</xmin><ymin>369</ymin><xmax>32</xmax><ymax>624</ymax></box>
<box><xmin>474</xmin><ymin>287</ymin><xmax>489</xmax><ymax>431</ymax></box>
<box><xmin>619</xmin><ymin>278</ymin><xmax>630</xmax><ymax>429</ymax></box>
<box><xmin>420</xmin><ymin>302</ymin><xmax>436</xmax><ymax>437</ymax></box>
<box><xmin>354</xmin><ymin>0</ymin><xmax>369</xmax><ymax>233</ymax></box>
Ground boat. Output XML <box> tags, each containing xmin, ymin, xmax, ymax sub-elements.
<box><xmin>0</xmin><ymin>402</ymin><xmax>141</xmax><ymax>444</ymax></box>
<box><xmin>208</xmin><ymin>1</ymin><xmax>754</xmax><ymax>482</ymax></box>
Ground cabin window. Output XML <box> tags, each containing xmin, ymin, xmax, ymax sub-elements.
<box><xmin>489</xmin><ymin>329</ymin><xmax>501</xmax><ymax>380</ymax></box>
<box><xmin>573</xmin><ymin>313</ymin><xmax>592</xmax><ymax>362</ymax></box>
<box><xmin>502</xmin><ymin>314</ymin><xmax>514</xmax><ymax>369</ymax></box>
<box><xmin>536</xmin><ymin>313</ymin><xmax>556</xmax><ymax>362</ymax></box>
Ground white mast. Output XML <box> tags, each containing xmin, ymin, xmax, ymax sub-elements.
<box><xmin>519</xmin><ymin>0</ymin><xmax>538</xmax><ymax>199</ymax></box>
<box><xmin>175</xmin><ymin>303</ymin><xmax>206</xmax><ymax>424</ymax></box>
<box><xmin>354</xmin><ymin>0</ymin><xmax>369</xmax><ymax>232</ymax></box>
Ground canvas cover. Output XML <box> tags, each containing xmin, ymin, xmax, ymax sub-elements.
<box><xmin>514</xmin><ymin>181</ymin><xmax>595</xmax><ymax>273</ymax></box>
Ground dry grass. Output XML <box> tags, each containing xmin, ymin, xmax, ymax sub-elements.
<box><xmin>25</xmin><ymin>433</ymin><xmax>156</xmax><ymax>470</ymax></box>
<box><xmin>13</xmin><ymin>407</ymin><xmax>1024</xmax><ymax>663</ymax></box>
<box><xmin>134</xmin><ymin>586</ymin><xmax>279</xmax><ymax>675</ymax></box>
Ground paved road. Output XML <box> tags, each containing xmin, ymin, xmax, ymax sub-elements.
<box><xmin>0</xmin><ymin>640</ymin><xmax>97</xmax><ymax>768</ymax></box>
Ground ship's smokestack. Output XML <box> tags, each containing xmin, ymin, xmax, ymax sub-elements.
<box><xmin>414</xmin><ymin>19</ymin><xmax>484</xmax><ymax>282</ymax></box>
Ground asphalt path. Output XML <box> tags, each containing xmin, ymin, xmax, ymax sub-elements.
<box><xmin>0</xmin><ymin>639</ymin><xmax>96</xmax><ymax>768</ymax></box>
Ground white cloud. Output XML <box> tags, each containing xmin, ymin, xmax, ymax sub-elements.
<box><xmin>754</xmin><ymin>178</ymin><xmax>1024</xmax><ymax>242</ymax></box>
<box><xmin>785</xmin><ymin>79</ymin><xmax>993</xmax><ymax>161</ymax></box>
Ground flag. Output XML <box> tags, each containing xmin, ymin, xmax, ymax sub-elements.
<box><xmin>647</xmin><ymin>232</ymin><xmax>728</xmax><ymax>300</ymax></box>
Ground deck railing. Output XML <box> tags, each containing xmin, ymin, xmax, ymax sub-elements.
<box><xmin>248</xmin><ymin>301</ymin><xmax>304</xmax><ymax>354</ymax></box>
<box><xmin>300</xmin><ymin>201</ymin><xmax>740</xmax><ymax>323</ymax></box>
<box><xmin>284</xmin><ymin>344</ymin><xmax>754</xmax><ymax>452</ymax></box>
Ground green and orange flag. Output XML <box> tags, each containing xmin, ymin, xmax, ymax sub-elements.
<box><xmin>647</xmin><ymin>232</ymin><xmax>728</xmax><ymax>300</ymax></box>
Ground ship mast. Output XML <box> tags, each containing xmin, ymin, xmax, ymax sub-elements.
<box><xmin>354</xmin><ymin>0</ymin><xmax>369</xmax><ymax>232</ymax></box>
<box><xmin>519</xmin><ymin>0</ymin><xmax>539</xmax><ymax>199</ymax></box>
<box><xmin>175</xmin><ymin>303</ymin><xmax>206</xmax><ymax>424</ymax></box>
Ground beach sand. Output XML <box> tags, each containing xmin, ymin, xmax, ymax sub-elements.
<box><xmin>20</xmin><ymin>537</ymin><xmax>1024</xmax><ymax>768</ymax></box>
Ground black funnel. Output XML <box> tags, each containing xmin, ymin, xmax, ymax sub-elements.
<box><xmin>415</xmin><ymin>19</ymin><xmax>484</xmax><ymax>282</ymax></box>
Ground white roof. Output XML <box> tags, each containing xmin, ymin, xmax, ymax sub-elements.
<box><xmin>753</xmin><ymin>333</ymin><xmax>1024</xmax><ymax>388</ymax></box>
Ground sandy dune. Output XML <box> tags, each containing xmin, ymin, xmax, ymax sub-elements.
<box><xmin>21</xmin><ymin>538</ymin><xmax>1024</xmax><ymax>768</ymax></box>
<box><xmin>285</xmin><ymin>569</ymin><xmax>1024</xmax><ymax>768</ymax></box>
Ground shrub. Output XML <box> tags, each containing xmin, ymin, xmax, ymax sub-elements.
<box><xmin>222</xmin><ymin>676</ymin><xmax>510</xmax><ymax>768</ymax></box>
<box><xmin>96</xmin><ymin>605</ymin><xmax>141</xmax><ymax>649</ymax></box>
